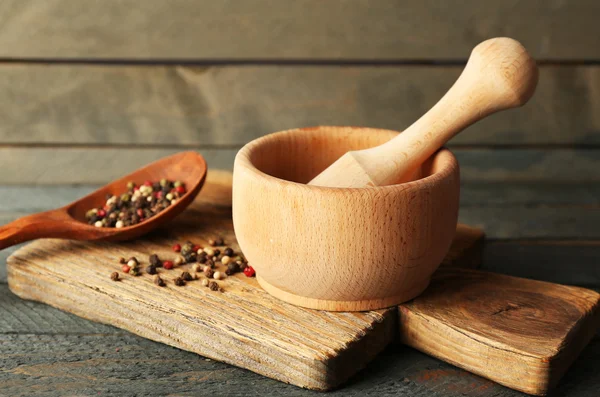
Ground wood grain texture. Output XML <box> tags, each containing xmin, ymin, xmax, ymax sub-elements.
<box><xmin>2</xmin><ymin>328</ymin><xmax>597</xmax><ymax>397</ymax></box>
<box><xmin>398</xmin><ymin>268</ymin><xmax>600</xmax><ymax>395</ymax></box>
<box><xmin>5</xmin><ymin>171</ymin><xmax>482</xmax><ymax>390</ymax></box>
<box><xmin>0</xmin><ymin>64</ymin><xmax>598</xmax><ymax>146</ymax></box>
<box><xmin>234</xmin><ymin>127</ymin><xmax>460</xmax><ymax>310</ymax></box>
<box><xmin>0</xmin><ymin>0</ymin><xmax>597</xmax><ymax>60</ymax></box>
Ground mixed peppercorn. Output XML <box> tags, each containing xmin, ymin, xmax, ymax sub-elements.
<box><xmin>86</xmin><ymin>179</ymin><xmax>187</xmax><ymax>228</ymax></box>
<box><xmin>109</xmin><ymin>236</ymin><xmax>255</xmax><ymax>292</ymax></box>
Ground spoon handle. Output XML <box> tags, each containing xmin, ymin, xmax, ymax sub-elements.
<box><xmin>0</xmin><ymin>210</ymin><xmax>73</xmax><ymax>250</ymax></box>
<box><xmin>360</xmin><ymin>37</ymin><xmax>538</xmax><ymax>185</ymax></box>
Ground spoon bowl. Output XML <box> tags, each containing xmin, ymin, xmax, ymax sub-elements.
<box><xmin>0</xmin><ymin>151</ymin><xmax>207</xmax><ymax>249</ymax></box>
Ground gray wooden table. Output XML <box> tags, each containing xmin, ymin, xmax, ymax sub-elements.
<box><xmin>1</xmin><ymin>183</ymin><xmax>599</xmax><ymax>397</ymax></box>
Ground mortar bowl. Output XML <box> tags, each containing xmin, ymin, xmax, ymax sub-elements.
<box><xmin>233</xmin><ymin>126</ymin><xmax>459</xmax><ymax>311</ymax></box>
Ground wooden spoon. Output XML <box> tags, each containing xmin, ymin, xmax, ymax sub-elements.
<box><xmin>309</xmin><ymin>37</ymin><xmax>538</xmax><ymax>188</ymax></box>
<box><xmin>0</xmin><ymin>151</ymin><xmax>207</xmax><ymax>250</ymax></box>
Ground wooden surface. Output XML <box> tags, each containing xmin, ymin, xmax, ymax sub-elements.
<box><xmin>8</xmin><ymin>171</ymin><xmax>477</xmax><ymax>390</ymax></box>
<box><xmin>399</xmin><ymin>268</ymin><xmax>600</xmax><ymax>395</ymax></box>
<box><xmin>234</xmin><ymin>127</ymin><xmax>459</xmax><ymax>310</ymax></box>
<box><xmin>0</xmin><ymin>65</ymin><xmax>598</xmax><ymax>147</ymax></box>
<box><xmin>0</xmin><ymin>0</ymin><xmax>597</xmax><ymax>60</ymax></box>
<box><xmin>1</xmin><ymin>1</ymin><xmax>599</xmax><ymax>394</ymax></box>
<box><xmin>2</xmin><ymin>174</ymin><xmax>600</xmax><ymax>396</ymax></box>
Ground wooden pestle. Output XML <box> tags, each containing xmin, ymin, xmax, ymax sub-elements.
<box><xmin>308</xmin><ymin>38</ymin><xmax>538</xmax><ymax>188</ymax></box>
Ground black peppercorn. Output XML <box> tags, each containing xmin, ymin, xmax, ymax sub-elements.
<box><xmin>226</xmin><ymin>262</ymin><xmax>240</xmax><ymax>276</ymax></box>
<box><xmin>146</xmin><ymin>265</ymin><xmax>157</xmax><ymax>275</ymax></box>
<box><xmin>183</xmin><ymin>252</ymin><xmax>197</xmax><ymax>263</ymax></box>
<box><xmin>181</xmin><ymin>271</ymin><xmax>193</xmax><ymax>281</ymax></box>
<box><xmin>118</xmin><ymin>257</ymin><xmax>126</xmax><ymax>264</ymax></box>
<box><xmin>154</xmin><ymin>275</ymin><xmax>165</xmax><ymax>287</ymax></box>
<box><xmin>197</xmin><ymin>254</ymin><xmax>207</xmax><ymax>264</ymax></box>
<box><xmin>215</xmin><ymin>237</ymin><xmax>224</xmax><ymax>246</ymax></box>
<box><xmin>209</xmin><ymin>281</ymin><xmax>219</xmax><ymax>291</ymax></box>
<box><xmin>224</xmin><ymin>247</ymin><xmax>234</xmax><ymax>257</ymax></box>
<box><xmin>204</xmin><ymin>268</ymin><xmax>214</xmax><ymax>278</ymax></box>
<box><xmin>149</xmin><ymin>254</ymin><xmax>162</xmax><ymax>267</ymax></box>
<box><xmin>213</xmin><ymin>249</ymin><xmax>221</xmax><ymax>257</ymax></box>
<box><xmin>110</xmin><ymin>272</ymin><xmax>120</xmax><ymax>281</ymax></box>
<box><xmin>238</xmin><ymin>262</ymin><xmax>248</xmax><ymax>271</ymax></box>
<box><xmin>174</xmin><ymin>277</ymin><xmax>186</xmax><ymax>286</ymax></box>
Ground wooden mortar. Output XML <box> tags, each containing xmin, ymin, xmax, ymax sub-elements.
<box><xmin>233</xmin><ymin>126</ymin><xmax>459</xmax><ymax>311</ymax></box>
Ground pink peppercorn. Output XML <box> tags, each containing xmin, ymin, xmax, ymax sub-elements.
<box><xmin>172</xmin><ymin>243</ymin><xmax>181</xmax><ymax>252</ymax></box>
<box><xmin>143</xmin><ymin>181</ymin><xmax>152</xmax><ymax>186</ymax></box>
<box><xmin>163</xmin><ymin>260</ymin><xmax>174</xmax><ymax>270</ymax></box>
<box><xmin>175</xmin><ymin>186</ymin><xmax>186</xmax><ymax>195</ymax></box>
<box><xmin>97</xmin><ymin>209</ymin><xmax>106</xmax><ymax>218</ymax></box>
<box><xmin>192</xmin><ymin>244</ymin><xmax>201</xmax><ymax>252</ymax></box>
<box><xmin>243</xmin><ymin>266</ymin><xmax>255</xmax><ymax>277</ymax></box>
<box><xmin>122</xmin><ymin>265</ymin><xmax>131</xmax><ymax>273</ymax></box>
<box><xmin>136</xmin><ymin>209</ymin><xmax>144</xmax><ymax>217</ymax></box>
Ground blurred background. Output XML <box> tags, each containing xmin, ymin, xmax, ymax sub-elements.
<box><xmin>0</xmin><ymin>1</ymin><xmax>598</xmax><ymax>283</ymax></box>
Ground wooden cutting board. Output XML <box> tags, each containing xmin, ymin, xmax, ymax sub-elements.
<box><xmin>7</xmin><ymin>170</ymin><xmax>483</xmax><ymax>391</ymax></box>
<box><xmin>8</xmin><ymin>170</ymin><xmax>598</xmax><ymax>394</ymax></box>
<box><xmin>399</xmin><ymin>268</ymin><xmax>600</xmax><ymax>396</ymax></box>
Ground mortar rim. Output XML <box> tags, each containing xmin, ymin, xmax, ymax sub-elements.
<box><xmin>234</xmin><ymin>125</ymin><xmax>459</xmax><ymax>193</ymax></box>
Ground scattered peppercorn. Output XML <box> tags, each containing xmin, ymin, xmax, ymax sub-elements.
<box><xmin>174</xmin><ymin>256</ymin><xmax>184</xmax><ymax>266</ymax></box>
<box><xmin>110</xmin><ymin>272</ymin><xmax>120</xmax><ymax>281</ymax></box>
<box><xmin>214</xmin><ymin>271</ymin><xmax>225</xmax><ymax>280</ymax></box>
<box><xmin>221</xmin><ymin>255</ymin><xmax>231</xmax><ymax>265</ymax></box>
<box><xmin>224</xmin><ymin>247</ymin><xmax>234</xmax><ymax>257</ymax></box>
<box><xmin>174</xmin><ymin>276</ymin><xmax>186</xmax><ymax>286</ymax></box>
<box><xmin>204</xmin><ymin>247</ymin><xmax>215</xmax><ymax>256</ymax></box>
<box><xmin>192</xmin><ymin>263</ymin><xmax>202</xmax><ymax>273</ymax></box>
<box><xmin>130</xmin><ymin>268</ymin><xmax>140</xmax><ymax>276</ymax></box>
<box><xmin>243</xmin><ymin>265</ymin><xmax>256</xmax><ymax>277</ymax></box>
<box><xmin>238</xmin><ymin>262</ymin><xmax>248</xmax><ymax>271</ymax></box>
<box><xmin>146</xmin><ymin>265</ymin><xmax>157</xmax><ymax>275</ymax></box>
<box><xmin>118</xmin><ymin>257</ymin><xmax>126</xmax><ymax>264</ymax></box>
<box><xmin>181</xmin><ymin>271</ymin><xmax>193</xmax><ymax>281</ymax></box>
<box><xmin>181</xmin><ymin>242</ymin><xmax>194</xmax><ymax>256</ymax></box>
<box><xmin>209</xmin><ymin>281</ymin><xmax>220</xmax><ymax>291</ymax></box>
<box><xmin>204</xmin><ymin>267</ymin><xmax>215</xmax><ymax>278</ymax></box>
<box><xmin>192</xmin><ymin>244</ymin><xmax>202</xmax><ymax>253</ymax></box>
<box><xmin>163</xmin><ymin>260</ymin><xmax>174</xmax><ymax>270</ymax></box>
<box><xmin>226</xmin><ymin>262</ymin><xmax>240</xmax><ymax>276</ymax></box>
<box><xmin>183</xmin><ymin>252</ymin><xmax>197</xmax><ymax>263</ymax></box>
<box><xmin>149</xmin><ymin>254</ymin><xmax>162</xmax><ymax>267</ymax></box>
<box><xmin>154</xmin><ymin>275</ymin><xmax>165</xmax><ymax>287</ymax></box>
<box><xmin>172</xmin><ymin>243</ymin><xmax>181</xmax><ymax>252</ymax></box>
<box><xmin>122</xmin><ymin>264</ymin><xmax>131</xmax><ymax>273</ymax></box>
<box><xmin>201</xmin><ymin>278</ymin><xmax>210</xmax><ymax>287</ymax></box>
<box><xmin>213</xmin><ymin>249</ymin><xmax>221</xmax><ymax>257</ymax></box>
<box><xmin>85</xmin><ymin>179</ymin><xmax>186</xmax><ymax>227</ymax></box>
<box><xmin>197</xmin><ymin>253</ymin><xmax>208</xmax><ymax>264</ymax></box>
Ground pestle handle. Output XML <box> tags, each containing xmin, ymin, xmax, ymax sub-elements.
<box><xmin>309</xmin><ymin>37</ymin><xmax>538</xmax><ymax>187</ymax></box>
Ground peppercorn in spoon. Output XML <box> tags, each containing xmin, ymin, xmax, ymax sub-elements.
<box><xmin>0</xmin><ymin>152</ymin><xmax>207</xmax><ymax>250</ymax></box>
<box><xmin>309</xmin><ymin>37</ymin><xmax>538</xmax><ymax>188</ymax></box>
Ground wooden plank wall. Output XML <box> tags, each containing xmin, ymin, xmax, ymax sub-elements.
<box><xmin>0</xmin><ymin>0</ymin><xmax>599</xmax><ymax>240</ymax></box>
